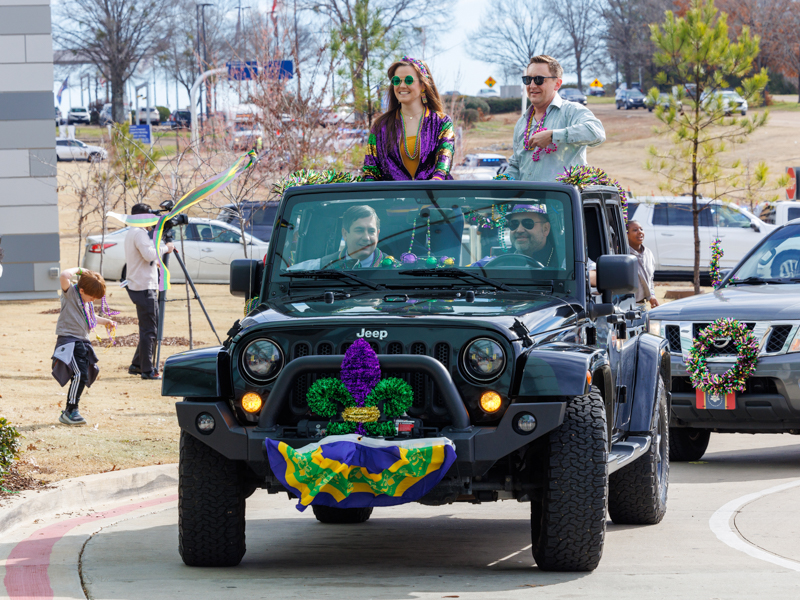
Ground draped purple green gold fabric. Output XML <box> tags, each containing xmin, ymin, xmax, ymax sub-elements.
<box><xmin>362</xmin><ymin>109</ymin><xmax>455</xmax><ymax>181</ymax></box>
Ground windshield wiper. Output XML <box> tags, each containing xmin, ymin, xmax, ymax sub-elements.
<box><xmin>727</xmin><ymin>276</ymin><xmax>787</xmax><ymax>286</ymax></box>
<box><xmin>282</xmin><ymin>269</ymin><xmax>385</xmax><ymax>290</ymax></box>
<box><xmin>398</xmin><ymin>268</ymin><xmax>517</xmax><ymax>292</ymax></box>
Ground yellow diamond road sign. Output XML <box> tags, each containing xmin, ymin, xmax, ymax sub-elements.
<box><xmin>485</xmin><ymin>77</ymin><xmax>496</xmax><ymax>88</ymax></box>
<box><xmin>590</xmin><ymin>78</ymin><xmax>603</xmax><ymax>87</ymax></box>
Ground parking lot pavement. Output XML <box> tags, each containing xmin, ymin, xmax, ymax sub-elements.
<box><xmin>3</xmin><ymin>434</ymin><xmax>800</xmax><ymax>599</ymax></box>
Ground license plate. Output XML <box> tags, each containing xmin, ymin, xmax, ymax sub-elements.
<box><xmin>695</xmin><ymin>389</ymin><xmax>736</xmax><ymax>410</ymax></box>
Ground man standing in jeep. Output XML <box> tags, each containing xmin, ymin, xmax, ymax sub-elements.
<box><xmin>290</xmin><ymin>205</ymin><xmax>389</xmax><ymax>270</ymax></box>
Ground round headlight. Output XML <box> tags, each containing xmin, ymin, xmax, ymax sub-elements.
<box><xmin>242</xmin><ymin>339</ymin><xmax>283</xmax><ymax>382</ymax></box>
<box><xmin>463</xmin><ymin>338</ymin><xmax>506</xmax><ymax>381</ymax></box>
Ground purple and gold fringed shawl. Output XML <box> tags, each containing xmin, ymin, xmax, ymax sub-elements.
<box><xmin>362</xmin><ymin>109</ymin><xmax>455</xmax><ymax>181</ymax></box>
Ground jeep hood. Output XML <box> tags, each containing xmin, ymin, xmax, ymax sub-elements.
<box><xmin>243</xmin><ymin>295</ymin><xmax>580</xmax><ymax>336</ymax></box>
<box><xmin>649</xmin><ymin>284</ymin><xmax>800</xmax><ymax>321</ymax></box>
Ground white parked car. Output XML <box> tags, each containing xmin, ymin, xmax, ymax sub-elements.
<box><xmin>628</xmin><ymin>196</ymin><xmax>774</xmax><ymax>275</ymax></box>
<box><xmin>451</xmin><ymin>153</ymin><xmax>509</xmax><ymax>180</ymax></box>
<box><xmin>66</xmin><ymin>106</ymin><xmax>91</xmax><ymax>125</ymax></box>
<box><xmin>137</xmin><ymin>106</ymin><xmax>160</xmax><ymax>125</ymax></box>
<box><xmin>476</xmin><ymin>88</ymin><xmax>500</xmax><ymax>98</ymax></box>
<box><xmin>81</xmin><ymin>218</ymin><xmax>269</xmax><ymax>284</ymax></box>
<box><xmin>56</xmin><ymin>138</ymin><xmax>108</xmax><ymax>162</ymax></box>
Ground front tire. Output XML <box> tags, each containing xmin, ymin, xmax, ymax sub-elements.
<box><xmin>179</xmin><ymin>431</ymin><xmax>247</xmax><ymax>567</ymax></box>
<box><xmin>608</xmin><ymin>375</ymin><xmax>669</xmax><ymax>524</ymax></box>
<box><xmin>312</xmin><ymin>505</ymin><xmax>373</xmax><ymax>524</ymax></box>
<box><xmin>531</xmin><ymin>385</ymin><xmax>608</xmax><ymax>571</ymax></box>
<box><xmin>669</xmin><ymin>428</ymin><xmax>710</xmax><ymax>461</ymax></box>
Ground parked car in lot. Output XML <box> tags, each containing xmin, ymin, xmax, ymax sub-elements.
<box><xmin>217</xmin><ymin>201</ymin><xmax>280</xmax><ymax>243</ymax></box>
<box><xmin>81</xmin><ymin>218</ymin><xmax>269</xmax><ymax>284</ymax></box>
<box><xmin>451</xmin><ymin>153</ymin><xmax>509</xmax><ymax>180</ymax></box>
<box><xmin>588</xmin><ymin>85</ymin><xmax>604</xmax><ymax>97</ymax></box>
<box><xmin>169</xmin><ymin>110</ymin><xmax>191</xmax><ymax>129</ymax></box>
<box><xmin>56</xmin><ymin>138</ymin><xmax>108</xmax><ymax>162</ymax></box>
<box><xmin>332</xmin><ymin>128</ymin><xmax>368</xmax><ymax>152</ymax></box>
<box><xmin>645</xmin><ymin>92</ymin><xmax>683</xmax><ymax>113</ymax></box>
<box><xmin>137</xmin><ymin>106</ymin><xmax>161</xmax><ymax>125</ymax></box>
<box><xmin>55</xmin><ymin>107</ymin><xmax>62</xmax><ymax>124</ymax></box>
<box><xmin>559</xmin><ymin>88</ymin><xmax>587</xmax><ymax>105</ymax></box>
<box><xmin>756</xmin><ymin>201</ymin><xmax>800</xmax><ymax>226</ymax></box>
<box><xmin>614</xmin><ymin>82</ymin><xmax>643</xmax><ymax>101</ymax></box>
<box><xmin>701</xmin><ymin>89</ymin><xmax>748</xmax><ymax>116</ymax></box>
<box><xmin>476</xmin><ymin>87</ymin><xmax>500</xmax><ymax>98</ymax></box>
<box><xmin>66</xmin><ymin>107</ymin><xmax>91</xmax><ymax>125</ymax></box>
<box><xmin>649</xmin><ymin>220</ymin><xmax>800</xmax><ymax>461</ymax></box>
<box><xmin>628</xmin><ymin>197</ymin><xmax>773</xmax><ymax>277</ymax></box>
<box><xmin>616</xmin><ymin>89</ymin><xmax>646</xmax><ymax>110</ymax></box>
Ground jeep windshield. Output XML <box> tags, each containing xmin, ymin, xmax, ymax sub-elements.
<box><xmin>271</xmin><ymin>188</ymin><xmax>575</xmax><ymax>290</ymax></box>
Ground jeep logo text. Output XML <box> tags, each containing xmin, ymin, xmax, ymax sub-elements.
<box><xmin>356</xmin><ymin>328</ymin><xmax>388</xmax><ymax>340</ymax></box>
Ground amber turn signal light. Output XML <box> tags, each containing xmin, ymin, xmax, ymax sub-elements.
<box><xmin>241</xmin><ymin>392</ymin><xmax>263</xmax><ymax>413</ymax></box>
<box><xmin>479</xmin><ymin>391</ymin><xmax>502</xmax><ymax>413</ymax></box>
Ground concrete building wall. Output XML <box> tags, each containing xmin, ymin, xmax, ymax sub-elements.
<box><xmin>0</xmin><ymin>0</ymin><xmax>59</xmax><ymax>300</ymax></box>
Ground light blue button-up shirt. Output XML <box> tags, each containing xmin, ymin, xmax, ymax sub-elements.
<box><xmin>505</xmin><ymin>93</ymin><xmax>606</xmax><ymax>182</ymax></box>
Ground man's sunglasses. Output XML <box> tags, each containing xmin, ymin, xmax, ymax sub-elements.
<box><xmin>391</xmin><ymin>75</ymin><xmax>416</xmax><ymax>86</ymax></box>
<box><xmin>522</xmin><ymin>75</ymin><xmax>559</xmax><ymax>86</ymax></box>
<box><xmin>505</xmin><ymin>218</ymin><xmax>544</xmax><ymax>230</ymax></box>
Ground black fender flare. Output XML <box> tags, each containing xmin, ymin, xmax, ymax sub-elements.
<box><xmin>162</xmin><ymin>345</ymin><xmax>228</xmax><ymax>398</ymax></box>
<box><xmin>518</xmin><ymin>342</ymin><xmax>609</xmax><ymax>398</ymax></box>
<box><xmin>628</xmin><ymin>333</ymin><xmax>671</xmax><ymax>433</ymax></box>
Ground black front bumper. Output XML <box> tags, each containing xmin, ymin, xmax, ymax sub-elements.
<box><xmin>176</xmin><ymin>399</ymin><xmax>566</xmax><ymax>477</ymax></box>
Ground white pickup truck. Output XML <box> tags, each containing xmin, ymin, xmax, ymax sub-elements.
<box><xmin>756</xmin><ymin>201</ymin><xmax>800</xmax><ymax>227</ymax></box>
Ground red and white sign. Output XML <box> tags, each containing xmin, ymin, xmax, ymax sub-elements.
<box><xmin>787</xmin><ymin>167</ymin><xmax>797</xmax><ymax>200</ymax></box>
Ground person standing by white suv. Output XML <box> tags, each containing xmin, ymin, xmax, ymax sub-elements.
<box><xmin>627</xmin><ymin>220</ymin><xmax>659</xmax><ymax>308</ymax></box>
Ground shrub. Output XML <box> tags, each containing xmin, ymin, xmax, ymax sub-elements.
<box><xmin>462</xmin><ymin>96</ymin><xmax>490</xmax><ymax>113</ymax></box>
<box><xmin>463</xmin><ymin>108</ymin><xmax>479</xmax><ymax>126</ymax></box>
<box><xmin>156</xmin><ymin>106</ymin><xmax>171</xmax><ymax>122</ymax></box>
<box><xmin>484</xmin><ymin>97</ymin><xmax>524</xmax><ymax>114</ymax></box>
<box><xmin>0</xmin><ymin>417</ymin><xmax>21</xmax><ymax>482</ymax></box>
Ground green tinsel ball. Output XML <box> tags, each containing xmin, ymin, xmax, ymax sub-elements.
<box><xmin>381</xmin><ymin>257</ymin><xmax>395</xmax><ymax>267</ymax></box>
<box><xmin>365</xmin><ymin>378</ymin><xmax>414</xmax><ymax>417</ymax></box>
<box><xmin>425</xmin><ymin>256</ymin><xmax>438</xmax><ymax>267</ymax></box>
<box><xmin>306</xmin><ymin>378</ymin><xmax>353</xmax><ymax>417</ymax></box>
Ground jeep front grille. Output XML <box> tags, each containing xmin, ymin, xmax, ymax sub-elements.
<box><xmin>285</xmin><ymin>340</ymin><xmax>453</xmax><ymax>421</ymax></box>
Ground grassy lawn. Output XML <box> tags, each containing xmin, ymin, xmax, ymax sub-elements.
<box><xmin>587</xmin><ymin>96</ymin><xmax>615</xmax><ymax>104</ymax></box>
<box><xmin>768</xmin><ymin>100</ymin><xmax>800</xmax><ymax>112</ymax></box>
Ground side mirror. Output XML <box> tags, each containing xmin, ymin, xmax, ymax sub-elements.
<box><xmin>230</xmin><ymin>259</ymin><xmax>262</xmax><ymax>299</ymax></box>
<box><xmin>596</xmin><ymin>254</ymin><xmax>637</xmax><ymax>304</ymax></box>
<box><xmin>750</xmin><ymin>222</ymin><xmax>759</xmax><ymax>232</ymax></box>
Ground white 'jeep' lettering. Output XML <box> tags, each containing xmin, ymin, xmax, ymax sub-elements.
<box><xmin>356</xmin><ymin>328</ymin><xmax>388</xmax><ymax>340</ymax></box>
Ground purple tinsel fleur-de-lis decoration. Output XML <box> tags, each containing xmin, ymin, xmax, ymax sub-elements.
<box><xmin>340</xmin><ymin>338</ymin><xmax>381</xmax><ymax>407</ymax></box>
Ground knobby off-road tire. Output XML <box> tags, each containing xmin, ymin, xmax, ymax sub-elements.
<box><xmin>531</xmin><ymin>386</ymin><xmax>608</xmax><ymax>572</ymax></box>
<box><xmin>608</xmin><ymin>375</ymin><xmax>669</xmax><ymax>525</ymax></box>
<box><xmin>669</xmin><ymin>428</ymin><xmax>710</xmax><ymax>462</ymax></box>
<box><xmin>179</xmin><ymin>431</ymin><xmax>247</xmax><ymax>567</ymax></box>
<box><xmin>312</xmin><ymin>505</ymin><xmax>373</xmax><ymax>524</ymax></box>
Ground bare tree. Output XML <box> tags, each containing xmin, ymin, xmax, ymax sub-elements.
<box><xmin>601</xmin><ymin>0</ymin><xmax>670</xmax><ymax>87</ymax></box>
<box><xmin>466</xmin><ymin>0</ymin><xmax>561</xmax><ymax>83</ymax></box>
<box><xmin>55</xmin><ymin>0</ymin><xmax>167</xmax><ymax>123</ymax></box>
<box><xmin>553</xmin><ymin>0</ymin><xmax>605</xmax><ymax>90</ymax></box>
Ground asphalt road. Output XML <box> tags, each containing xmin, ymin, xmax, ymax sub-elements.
<box><xmin>4</xmin><ymin>433</ymin><xmax>800</xmax><ymax>600</ymax></box>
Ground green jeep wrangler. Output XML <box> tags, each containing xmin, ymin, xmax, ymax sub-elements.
<box><xmin>163</xmin><ymin>180</ymin><xmax>670</xmax><ymax>572</ymax></box>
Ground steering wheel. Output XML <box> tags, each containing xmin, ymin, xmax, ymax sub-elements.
<box><xmin>488</xmin><ymin>253</ymin><xmax>545</xmax><ymax>268</ymax></box>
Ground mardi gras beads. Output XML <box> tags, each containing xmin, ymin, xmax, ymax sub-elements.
<box><xmin>524</xmin><ymin>112</ymin><xmax>557</xmax><ymax>162</ymax></box>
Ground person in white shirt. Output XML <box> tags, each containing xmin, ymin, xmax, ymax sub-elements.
<box><xmin>627</xmin><ymin>220</ymin><xmax>659</xmax><ymax>307</ymax></box>
<box><xmin>124</xmin><ymin>203</ymin><xmax>174</xmax><ymax>379</ymax></box>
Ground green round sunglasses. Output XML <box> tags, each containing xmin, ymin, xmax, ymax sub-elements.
<box><xmin>391</xmin><ymin>75</ymin><xmax>416</xmax><ymax>86</ymax></box>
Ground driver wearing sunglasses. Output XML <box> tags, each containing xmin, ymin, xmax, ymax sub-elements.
<box><xmin>503</xmin><ymin>55</ymin><xmax>605</xmax><ymax>183</ymax></box>
<box><xmin>470</xmin><ymin>204</ymin><xmax>557</xmax><ymax>268</ymax></box>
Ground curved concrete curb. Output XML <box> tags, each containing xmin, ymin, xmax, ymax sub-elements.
<box><xmin>0</xmin><ymin>463</ymin><xmax>178</xmax><ymax>535</ymax></box>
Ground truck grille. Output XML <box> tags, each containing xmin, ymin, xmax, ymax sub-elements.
<box><xmin>692</xmin><ymin>322</ymin><xmax>755</xmax><ymax>356</ymax></box>
<box><xmin>766</xmin><ymin>325</ymin><xmax>792</xmax><ymax>353</ymax></box>
<box><xmin>665</xmin><ymin>325</ymin><xmax>682</xmax><ymax>353</ymax></box>
<box><xmin>287</xmin><ymin>340</ymin><xmax>453</xmax><ymax>421</ymax></box>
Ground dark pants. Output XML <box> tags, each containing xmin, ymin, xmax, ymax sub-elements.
<box><xmin>67</xmin><ymin>340</ymin><xmax>91</xmax><ymax>407</ymax></box>
<box><xmin>127</xmin><ymin>288</ymin><xmax>158</xmax><ymax>374</ymax></box>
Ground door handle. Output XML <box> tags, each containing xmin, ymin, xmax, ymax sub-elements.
<box><xmin>201</xmin><ymin>248</ymin><xmax>213</xmax><ymax>252</ymax></box>
<box><xmin>660</xmin><ymin>233</ymin><xmax>674</xmax><ymax>236</ymax></box>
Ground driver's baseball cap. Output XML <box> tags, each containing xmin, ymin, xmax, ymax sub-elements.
<box><xmin>509</xmin><ymin>203</ymin><xmax>547</xmax><ymax>215</ymax></box>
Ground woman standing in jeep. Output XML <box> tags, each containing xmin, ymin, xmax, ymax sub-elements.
<box><xmin>362</xmin><ymin>56</ymin><xmax>455</xmax><ymax>181</ymax></box>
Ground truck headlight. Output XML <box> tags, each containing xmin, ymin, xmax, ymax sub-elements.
<box><xmin>648</xmin><ymin>319</ymin><xmax>662</xmax><ymax>336</ymax></box>
<box><xmin>788</xmin><ymin>329</ymin><xmax>800</xmax><ymax>353</ymax></box>
<box><xmin>242</xmin><ymin>339</ymin><xmax>283</xmax><ymax>382</ymax></box>
<box><xmin>462</xmin><ymin>338</ymin><xmax>505</xmax><ymax>382</ymax></box>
